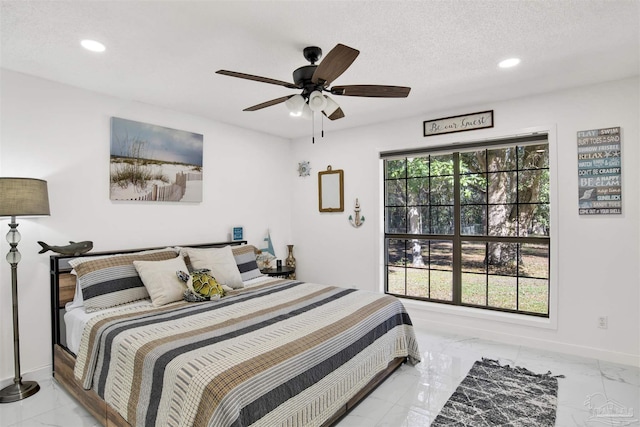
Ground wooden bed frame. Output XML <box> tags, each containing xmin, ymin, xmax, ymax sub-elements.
<box><xmin>49</xmin><ymin>241</ymin><xmax>406</xmax><ymax>427</ymax></box>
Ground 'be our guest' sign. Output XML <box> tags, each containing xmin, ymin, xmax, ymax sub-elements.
<box><xmin>423</xmin><ymin>110</ymin><xmax>493</xmax><ymax>137</ymax></box>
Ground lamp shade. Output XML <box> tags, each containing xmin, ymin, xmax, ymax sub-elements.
<box><xmin>308</xmin><ymin>91</ymin><xmax>327</xmax><ymax>112</ymax></box>
<box><xmin>0</xmin><ymin>178</ymin><xmax>50</xmax><ymax>217</ymax></box>
<box><xmin>323</xmin><ymin>95</ymin><xmax>340</xmax><ymax>116</ymax></box>
<box><xmin>285</xmin><ymin>94</ymin><xmax>306</xmax><ymax>115</ymax></box>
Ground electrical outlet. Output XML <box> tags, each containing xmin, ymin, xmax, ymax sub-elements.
<box><xmin>598</xmin><ymin>316</ymin><xmax>608</xmax><ymax>329</ymax></box>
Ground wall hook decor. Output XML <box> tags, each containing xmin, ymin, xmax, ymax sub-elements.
<box><xmin>348</xmin><ymin>198</ymin><xmax>365</xmax><ymax>228</ymax></box>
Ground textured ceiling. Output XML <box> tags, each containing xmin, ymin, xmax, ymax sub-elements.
<box><xmin>1</xmin><ymin>0</ymin><xmax>638</xmax><ymax>140</ymax></box>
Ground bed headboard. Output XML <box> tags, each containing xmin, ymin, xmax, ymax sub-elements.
<box><xmin>49</xmin><ymin>240</ymin><xmax>247</xmax><ymax>360</ymax></box>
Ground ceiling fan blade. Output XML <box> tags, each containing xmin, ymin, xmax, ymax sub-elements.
<box><xmin>312</xmin><ymin>44</ymin><xmax>359</xmax><ymax>86</ymax></box>
<box><xmin>331</xmin><ymin>85</ymin><xmax>411</xmax><ymax>98</ymax></box>
<box><xmin>324</xmin><ymin>107</ymin><xmax>345</xmax><ymax>120</ymax></box>
<box><xmin>243</xmin><ymin>95</ymin><xmax>293</xmax><ymax>111</ymax></box>
<box><xmin>216</xmin><ymin>70</ymin><xmax>299</xmax><ymax>89</ymax></box>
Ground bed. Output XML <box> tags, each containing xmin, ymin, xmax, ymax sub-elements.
<box><xmin>50</xmin><ymin>241</ymin><xmax>420</xmax><ymax>427</ymax></box>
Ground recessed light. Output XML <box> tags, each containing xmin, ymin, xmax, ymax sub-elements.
<box><xmin>81</xmin><ymin>39</ymin><xmax>106</xmax><ymax>52</ymax></box>
<box><xmin>498</xmin><ymin>58</ymin><xmax>520</xmax><ymax>68</ymax></box>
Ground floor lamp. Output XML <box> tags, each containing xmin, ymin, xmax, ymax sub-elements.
<box><xmin>0</xmin><ymin>178</ymin><xmax>50</xmax><ymax>403</ymax></box>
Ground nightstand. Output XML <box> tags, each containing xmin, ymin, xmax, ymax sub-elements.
<box><xmin>260</xmin><ymin>266</ymin><xmax>295</xmax><ymax>279</ymax></box>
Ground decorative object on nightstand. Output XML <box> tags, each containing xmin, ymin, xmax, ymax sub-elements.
<box><xmin>261</xmin><ymin>230</ymin><xmax>276</xmax><ymax>258</ymax></box>
<box><xmin>297</xmin><ymin>161</ymin><xmax>311</xmax><ymax>177</ymax></box>
<box><xmin>285</xmin><ymin>244</ymin><xmax>296</xmax><ymax>279</ymax></box>
<box><xmin>0</xmin><ymin>177</ymin><xmax>50</xmax><ymax>403</ymax></box>
<box><xmin>256</xmin><ymin>250</ymin><xmax>276</xmax><ymax>270</ymax></box>
<box><xmin>348</xmin><ymin>198</ymin><xmax>365</xmax><ymax>228</ymax></box>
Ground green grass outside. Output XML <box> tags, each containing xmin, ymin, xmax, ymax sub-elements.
<box><xmin>387</xmin><ymin>267</ymin><xmax>548</xmax><ymax>315</ymax></box>
<box><xmin>386</xmin><ymin>241</ymin><xmax>548</xmax><ymax>315</ymax></box>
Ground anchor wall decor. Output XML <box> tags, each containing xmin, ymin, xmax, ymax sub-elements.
<box><xmin>348</xmin><ymin>198</ymin><xmax>365</xmax><ymax>228</ymax></box>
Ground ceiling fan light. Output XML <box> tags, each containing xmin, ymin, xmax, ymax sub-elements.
<box><xmin>323</xmin><ymin>95</ymin><xmax>340</xmax><ymax>116</ymax></box>
<box><xmin>301</xmin><ymin>103</ymin><xmax>313</xmax><ymax>120</ymax></box>
<box><xmin>285</xmin><ymin>94</ymin><xmax>305</xmax><ymax>114</ymax></box>
<box><xmin>308</xmin><ymin>90</ymin><xmax>327</xmax><ymax>112</ymax></box>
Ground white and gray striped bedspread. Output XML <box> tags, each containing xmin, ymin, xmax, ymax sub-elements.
<box><xmin>74</xmin><ymin>279</ymin><xmax>421</xmax><ymax>427</ymax></box>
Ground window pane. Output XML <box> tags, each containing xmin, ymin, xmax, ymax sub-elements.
<box><xmin>385</xmin><ymin>179</ymin><xmax>405</xmax><ymax>206</ymax></box>
<box><xmin>430</xmin><ymin>240</ymin><xmax>452</xmax><ymax>270</ymax></box>
<box><xmin>430</xmin><ymin>154</ymin><xmax>453</xmax><ymax>176</ymax></box>
<box><xmin>385</xmin><ymin>159</ymin><xmax>406</xmax><ymax>179</ymax></box>
<box><xmin>519</xmin><ymin>243</ymin><xmax>549</xmax><ymax>279</ymax></box>
<box><xmin>387</xmin><ymin>266</ymin><xmax>406</xmax><ymax>295</ymax></box>
<box><xmin>519</xmin><ymin>206</ymin><xmax>549</xmax><ymax>237</ymax></box>
<box><xmin>488</xmin><ymin>172</ymin><xmax>517</xmax><ymax>203</ymax></box>
<box><xmin>460</xmin><ymin>173</ymin><xmax>487</xmax><ymax>204</ymax></box>
<box><xmin>430</xmin><ymin>176</ymin><xmax>454</xmax><ymax>205</ymax></box>
<box><xmin>488</xmin><ymin>204</ymin><xmax>517</xmax><ymax>236</ymax></box>
<box><xmin>430</xmin><ymin>270</ymin><xmax>453</xmax><ymax>301</ymax></box>
<box><xmin>461</xmin><ymin>241</ymin><xmax>486</xmax><ymax>273</ymax></box>
<box><xmin>406</xmin><ymin>268</ymin><xmax>429</xmax><ymax>298</ymax></box>
<box><xmin>518</xmin><ymin>169</ymin><xmax>549</xmax><ymax>203</ymax></box>
<box><xmin>460</xmin><ymin>150</ymin><xmax>486</xmax><ymax>173</ymax></box>
<box><xmin>430</xmin><ymin>206</ymin><xmax>454</xmax><ymax>234</ymax></box>
<box><xmin>386</xmin><ymin>207</ymin><xmax>407</xmax><ymax>233</ymax></box>
<box><xmin>518</xmin><ymin>278</ymin><xmax>548</xmax><ymax>314</ymax></box>
<box><xmin>386</xmin><ymin>239</ymin><xmax>407</xmax><ymax>267</ymax></box>
<box><xmin>407</xmin><ymin>177</ymin><xmax>429</xmax><ymax>206</ymax></box>
<box><xmin>462</xmin><ymin>273</ymin><xmax>486</xmax><ymax>305</ymax></box>
<box><xmin>518</xmin><ymin>144</ymin><xmax>549</xmax><ymax>169</ymax></box>
<box><xmin>405</xmin><ymin>207</ymin><xmax>430</xmax><ymax>234</ymax></box>
<box><xmin>488</xmin><ymin>276</ymin><xmax>517</xmax><ymax>310</ymax></box>
<box><xmin>487</xmin><ymin>242</ymin><xmax>517</xmax><ymax>276</ymax></box>
<box><xmin>487</xmin><ymin>147</ymin><xmax>516</xmax><ymax>171</ymax></box>
<box><xmin>407</xmin><ymin>239</ymin><xmax>430</xmax><ymax>268</ymax></box>
<box><xmin>407</xmin><ymin>157</ymin><xmax>429</xmax><ymax>177</ymax></box>
<box><xmin>461</xmin><ymin>205</ymin><xmax>487</xmax><ymax>235</ymax></box>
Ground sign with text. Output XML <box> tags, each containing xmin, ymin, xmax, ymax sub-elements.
<box><xmin>577</xmin><ymin>127</ymin><xmax>622</xmax><ymax>215</ymax></box>
<box><xmin>423</xmin><ymin>110</ymin><xmax>493</xmax><ymax>137</ymax></box>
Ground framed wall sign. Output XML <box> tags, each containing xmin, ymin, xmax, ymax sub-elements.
<box><xmin>577</xmin><ymin>127</ymin><xmax>622</xmax><ymax>215</ymax></box>
<box><xmin>423</xmin><ymin>110</ymin><xmax>494</xmax><ymax>137</ymax></box>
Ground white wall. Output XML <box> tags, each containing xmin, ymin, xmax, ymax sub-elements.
<box><xmin>291</xmin><ymin>77</ymin><xmax>639</xmax><ymax>366</ymax></box>
<box><xmin>0</xmin><ymin>70</ymin><xmax>294</xmax><ymax>381</ymax></box>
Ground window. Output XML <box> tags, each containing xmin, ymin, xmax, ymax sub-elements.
<box><xmin>383</xmin><ymin>136</ymin><xmax>550</xmax><ymax>317</ymax></box>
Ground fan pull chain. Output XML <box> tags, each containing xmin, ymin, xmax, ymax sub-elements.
<box><xmin>321</xmin><ymin>113</ymin><xmax>324</xmax><ymax>138</ymax></box>
<box><xmin>312</xmin><ymin>111</ymin><xmax>315</xmax><ymax>144</ymax></box>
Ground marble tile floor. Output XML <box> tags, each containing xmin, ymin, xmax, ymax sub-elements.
<box><xmin>1</xmin><ymin>327</ymin><xmax>638</xmax><ymax>426</ymax></box>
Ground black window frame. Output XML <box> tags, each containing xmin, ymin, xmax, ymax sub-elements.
<box><xmin>382</xmin><ymin>134</ymin><xmax>551</xmax><ymax>317</ymax></box>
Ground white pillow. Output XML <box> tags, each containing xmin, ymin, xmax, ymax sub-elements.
<box><xmin>182</xmin><ymin>246</ymin><xmax>244</xmax><ymax>289</ymax></box>
<box><xmin>133</xmin><ymin>256</ymin><xmax>191</xmax><ymax>307</ymax></box>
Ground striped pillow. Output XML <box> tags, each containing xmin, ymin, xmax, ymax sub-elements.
<box><xmin>231</xmin><ymin>245</ymin><xmax>264</xmax><ymax>281</ymax></box>
<box><xmin>69</xmin><ymin>248</ymin><xmax>179</xmax><ymax>312</ymax></box>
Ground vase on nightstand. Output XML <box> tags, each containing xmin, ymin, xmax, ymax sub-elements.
<box><xmin>285</xmin><ymin>245</ymin><xmax>296</xmax><ymax>268</ymax></box>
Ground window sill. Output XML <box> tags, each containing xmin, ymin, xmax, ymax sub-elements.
<box><xmin>400</xmin><ymin>297</ymin><xmax>557</xmax><ymax>330</ymax></box>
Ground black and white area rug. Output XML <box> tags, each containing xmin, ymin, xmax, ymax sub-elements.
<box><xmin>432</xmin><ymin>358</ymin><xmax>563</xmax><ymax>426</ymax></box>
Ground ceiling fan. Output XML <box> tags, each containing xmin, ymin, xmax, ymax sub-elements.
<box><xmin>216</xmin><ymin>43</ymin><xmax>411</xmax><ymax>120</ymax></box>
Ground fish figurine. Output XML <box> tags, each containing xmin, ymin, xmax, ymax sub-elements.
<box><xmin>38</xmin><ymin>241</ymin><xmax>93</xmax><ymax>256</ymax></box>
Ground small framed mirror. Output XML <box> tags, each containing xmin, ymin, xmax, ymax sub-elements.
<box><xmin>318</xmin><ymin>166</ymin><xmax>344</xmax><ymax>212</ymax></box>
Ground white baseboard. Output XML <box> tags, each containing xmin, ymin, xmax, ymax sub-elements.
<box><xmin>407</xmin><ymin>307</ymin><xmax>639</xmax><ymax>368</ymax></box>
<box><xmin>0</xmin><ymin>364</ymin><xmax>52</xmax><ymax>390</ymax></box>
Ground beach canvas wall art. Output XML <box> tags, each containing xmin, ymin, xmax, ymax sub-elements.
<box><xmin>110</xmin><ymin>117</ymin><xmax>203</xmax><ymax>202</ymax></box>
